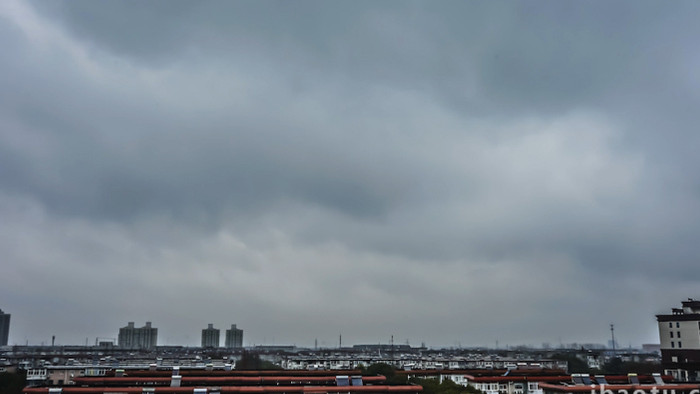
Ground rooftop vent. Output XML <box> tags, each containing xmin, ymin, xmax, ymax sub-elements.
<box><xmin>351</xmin><ymin>376</ymin><xmax>363</xmax><ymax>386</ymax></box>
<box><xmin>628</xmin><ymin>374</ymin><xmax>639</xmax><ymax>384</ymax></box>
<box><xmin>652</xmin><ymin>373</ymin><xmax>665</xmax><ymax>385</ymax></box>
<box><xmin>336</xmin><ymin>375</ymin><xmax>350</xmax><ymax>386</ymax></box>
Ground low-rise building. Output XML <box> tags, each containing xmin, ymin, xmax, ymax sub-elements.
<box><xmin>22</xmin><ymin>366</ymin><xmax>423</xmax><ymax>394</ymax></box>
<box><xmin>540</xmin><ymin>374</ymin><xmax>695</xmax><ymax>394</ymax></box>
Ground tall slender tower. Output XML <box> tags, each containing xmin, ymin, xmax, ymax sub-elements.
<box><xmin>610</xmin><ymin>324</ymin><xmax>616</xmax><ymax>355</ymax></box>
<box><xmin>0</xmin><ymin>309</ymin><xmax>10</xmax><ymax>346</ymax></box>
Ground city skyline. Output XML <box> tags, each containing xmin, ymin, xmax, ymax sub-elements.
<box><xmin>2</xmin><ymin>2</ymin><xmax>700</xmax><ymax>349</ymax></box>
<box><xmin>0</xmin><ymin>309</ymin><xmax>655</xmax><ymax>349</ymax></box>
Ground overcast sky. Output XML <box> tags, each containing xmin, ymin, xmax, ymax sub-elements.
<box><xmin>2</xmin><ymin>1</ymin><xmax>700</xmax><ymax>349</ymax></box>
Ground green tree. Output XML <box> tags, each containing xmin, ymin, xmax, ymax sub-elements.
<box><xmin>602</xmin><ymin>357</ymin><xmax>623</xmax><ymax>375</ymax></box>
<box><xmin>550</xmin><ymin>353</ymin><xmax>590</xmax><ymax>373</ymax></box>
<box><xmin>235</xmin><ymin>350</ymin><xmax>282</xmax><ymax>370</ymax></box>
<box><xmin>364</xmin><ymin>363</ymin><xmax>407</xmax><ymax>384</ymax></box>
<box><xmin>366</xmin><ymin>363</ymin><xmax>396</xmax><ymax>378</ymax></box>
<box><xmin>0</xmin><ymin>371</ymin><xmax>27</xmax><ymax>394</ymax></box>
<box><xmin>601</xmin><ymin>358</ymin><xmax>660</xmax><ymax>375</ymax></box>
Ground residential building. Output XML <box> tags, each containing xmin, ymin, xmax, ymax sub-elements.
<box><xmin>201</xmin><ymin>324</ymin><xmax>220</xmax><ymax>348</ymax></box>
<box><xmin>225</xmin><ymin>324</ymin><xmax>243</xmax><ymax>348</ymax></box>
<box><xmin>0</xmin><ymin>309</ymin><xmax>9</xmax><ymax>346</ymax></box>
<box><xmin>539</xmin><ymin>374</ymin><xmax>688</xmax><ymax>394</ymax></box>
<box><xmin>656</xmin><ymin>298</ymin><xmax>700</xmax><ymax>381</ymax></box>
<box><xmin>22</xmin><ymin>365</ymin><xmax>424</xmax><ymax>394</ymax></box>
<box><xmin>465</xmin><ymin>375</ymin><xmax>553</xmax><ymax>394</ymax></box>
<box><xmin>118</xmin><ymin>322</ymin><xmax>158</xmax><ymax>349</ymax></box>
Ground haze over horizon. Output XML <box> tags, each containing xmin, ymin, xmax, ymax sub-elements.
<box><xmin>2</xmin><ymin>1</ymin><xmax>700</xmax><ymax>349</ymax></box>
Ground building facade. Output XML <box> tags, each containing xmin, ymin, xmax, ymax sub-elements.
<box><xmin>22</xmin><ymin>366</ymin><xmax>423</xmax><ymax>394</ymax></box>
<box><xmin>225</xmin><ymin>324</ymin><xmax>243</xmax><ymax>348</ymax></box>
<box><xmin>0</xmin><ymin>309</ymin><xmax>10</xmax><ymax>346</ymax></box>
<box><xmin>201</xmin><ymin>324</ymin><xmax>220</xmax><ymax>348</ymax></box>
<box><xmin>118</xmin><ymin>322</ymin><xmax>158</xmax><ymax>349</ymax></box>
<box><xmin>656</xmin><ymin>298</ymin><xmax>700</xmax><ymax>381</ymax></box>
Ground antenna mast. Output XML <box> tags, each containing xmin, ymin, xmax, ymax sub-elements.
<box><xmin>610</xmin><ymin>324</ymin><xmax>617</xmax><ymax>355</ymax></box>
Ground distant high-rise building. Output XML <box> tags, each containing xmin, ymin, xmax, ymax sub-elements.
<box><xmin>656</xmin><ymin>298</ymin><xmax>700</xmax><ymax>382</ymax></box>
<box><xmin>201</xmin><ymin>324</ymin><xmax>220</xmax><ymax>348</ymax></box>
<box><xmin>118</xmin><ymin>321</ymin><xmax>158</xmax><ymax>349</ymax></box>
<box><xmin>225</xmin><ymin>324</ymin><xmax>243</xmax><ymax>348</ymax></box>
<box><xmin>0</xmin><ymin>309</ymin><xmax>10</xmax><ymax>346</ymax></box>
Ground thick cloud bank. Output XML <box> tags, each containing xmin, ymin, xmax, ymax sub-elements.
<box><xmin>1</xmin><ymin>1</ymin><xmax>699</xmax><ymax>347</ymax></box>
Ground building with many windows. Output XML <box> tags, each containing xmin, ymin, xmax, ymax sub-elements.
<box><xmin>22</xmin><ymin>366</ymin><xmax>423</xmax><ymax>394</ymax></box>
<box><xmin>0</xmin><ymin>309</ymin><xmax>10</xmax><ymax>346</ymax></box>
<box><xmin>225</xmin><ymin>324</ymin><xmax>243</xmax><ymax>348</ymax></box>
<box><xmin>201</xmin><ymin>323</ymin><xmax>220</xmax><ymax>348</ymax></box>
<box><xmin>118</xmin><ymin>322</ymin><xmax>158</xmax><ymax>349</ymax></box>
<box><xmin>656</xmin><ymin>298</ymin><xmax>700</xmax><ymax>381</ymax></box>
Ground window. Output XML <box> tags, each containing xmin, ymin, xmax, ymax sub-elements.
<box><xmin>670</xmin><ymin>322</ymin><xmax>673</xmax><ymax>328</ymax></box>
<box><xmin>671</xmin><ymin>341</ymin><xmax>675</xmax><ymax>348</ymax></box>
<box><xmin>679</xmin><ymin>341</ymin><xmax>682</xmax><ymax>348</ymax></box>
<box><xmin>678</xmin><ymin>331</ymin><xmax>681</xmax><ymax>338</ymax></box>
<box><xmin>677</xmin><ymin>322</ymin><xmax>680</xmax><ymax>328</ymax></box>
<box><xmin>671</xmin><ymin>331</ymin><xmax>674</xmax><ymax>338</ymax></box>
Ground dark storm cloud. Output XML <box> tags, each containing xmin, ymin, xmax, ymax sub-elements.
<box><xmin>2</xmin><ymin>0</ymin><xmax>700</xmax><ymax>347</ymax></box>
<box><xmin>32</xmin><ymin>1</ymin><xmax>700</xmax><ymax>113</ymax></box>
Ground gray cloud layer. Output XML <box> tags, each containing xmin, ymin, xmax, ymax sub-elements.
<box><xmin>1</xmin><ymin>1</ymin><xmax>699</xmax><ymax>347</ymax></box>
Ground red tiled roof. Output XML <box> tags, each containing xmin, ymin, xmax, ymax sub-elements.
<box><xmin>396</xmin><ymin>369</ymin><xmax>566</xmax><ymax>377</ymax></box>
<box><xmin>539</xmin><ymin>383</ymin><xmax>700</xmax><ymax>393</ymax></box>
<box><xmin>111</xmin><ymin>370</ymin><xmax>365</xmax><ymax>377</ymax></box>
<box><xmin>464</xmin><ymin>375</ymin><xmax>571</xmax><ymax>383</ymax></box>
<box><xmin>72</xmin><ymin>376</ymin><xmax>387</xmax><ymax>385</ymax></box>
<box><xmin>23</xmin><ymin>385</ymin><xmax>423</xmax><ymax>394</ymax></box>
